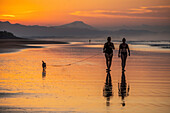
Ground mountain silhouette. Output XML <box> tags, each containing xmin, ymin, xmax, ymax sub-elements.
<box><xmin>58</xmin><ymin>21</ymin><xmax>94</xmax><ymax>29</ymax></box>
<box><xmin>0</xmin><ymin>21</ymin><xmax>156</xmax><ymax>38</ymax></box>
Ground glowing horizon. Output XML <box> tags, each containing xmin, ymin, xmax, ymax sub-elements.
<box><xmin>0</xmin><ymin>0</ymin><xmax>170</xmax><ymax>27</ymax></box>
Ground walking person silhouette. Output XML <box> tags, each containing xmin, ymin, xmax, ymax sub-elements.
<box><xmin>118</xmin><ymin>38</ymin><xmax>130</xmax><ymax>71</ymax></box>
<box><xmin>42</xmin><ymin>60</ymin><xmax>46</xmax><ymax>69</ymax></box>
<box><xmin>103</xmin><ymin>37</ymin><xmax>115</xmax><ymax>71</ymax></box>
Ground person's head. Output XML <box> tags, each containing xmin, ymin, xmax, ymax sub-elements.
<box><xmin>107</xmin><ymin>37</ymin><xmax>111</xmax><ymax>42</ymax></box>
<box><xmin>122</xmin><ymin>38</ymin><xmax>126</xmax><ymax>43</ymax></box>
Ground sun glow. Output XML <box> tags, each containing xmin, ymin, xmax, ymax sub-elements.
<box><xmin>1</xmin><ymin>15</ymin><xmax>15</xmax><ymax>17</ymax></box>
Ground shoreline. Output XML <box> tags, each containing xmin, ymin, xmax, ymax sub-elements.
<box><xmin>0</xmin><ymin>38</ymin><xmax>68</xmax><ymax>54</ymax></box>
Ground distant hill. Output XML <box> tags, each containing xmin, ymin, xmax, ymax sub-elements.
<box><xmin>0</xmin><ymin>31</ymin><xmax>21</xmax><ymax>39</ymax></box>
<box><xmin>112</xmin><ymin>29</ymin><xmax>156</xmax><ymax>36</ymax></box>
<box><xmin>57</xmin><ymin>21</ymin><xmax>95</xmax><ymax>29</ymax></box>
<box><xmin>0</xmin><ymin>21</ymin><xmax>156</xmax><ymax>38</ymax></box>
<box><xmin>99</xmin><ymin>24</ymin><xmax>170</xmax><ymax>33</ymax></box>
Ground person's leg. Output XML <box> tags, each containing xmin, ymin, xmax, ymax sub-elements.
<box><xmin>121</xmin><ymin>53</ymin><xmax>125</xmax><ymax>70</ymax></box>
<box><xmin>124</xmin><ymin>54</ymin><xmax>127</xmax><ymax>70</ymax></box>
<box><xmin>105</xmin><ymin>53</ymin><xmax>109</xmax><ymax>69</ymax></box>
<box><xmin>108</xmin><ymin>53</ymin><xmax>113</xmax><ymax>70</ymax></box>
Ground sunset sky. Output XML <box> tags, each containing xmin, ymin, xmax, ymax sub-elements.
<box><xmin>0</xmin><ymin>0</ymin><xmax>170</xmax><ymax>27</ymax></box>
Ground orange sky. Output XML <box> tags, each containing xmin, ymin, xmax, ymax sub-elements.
<box><xmin>0</xmin><ymin>0</ymin><xmax>170</xmax><ymax>26</ymax></box>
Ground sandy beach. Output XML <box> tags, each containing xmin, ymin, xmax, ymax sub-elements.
<box><xmin>1</xmin><ymin>0</ymin><xmax>170</xmax><ymax>112</ymax></box>
<box><xmin>0</xmin><ymin>39</ymin><xmax>170</xmax><ymax>113</ymax></box>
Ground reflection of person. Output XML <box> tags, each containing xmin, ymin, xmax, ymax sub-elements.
<box><xmin>103</xmin><ymin>71</ymin><xmax>113</xmax><ymax>106</ymax></box>
<box><xmin>103</xmin><ymin>37</ymin><xmax>115</xmax><ymax>71</ymax></box>
<box><xmin>42</xmin><ymin>68</ymin><xmax>46</xmax><ymax>78</ymax></box>
<box><xmin>118</xmin><ymin>71</ymin><xmax>130</xmax><ymax>107</ymax></box>
<box><xmin>118</xmin><ymin>38</ymin><xmax>130</xmax><ymax>71</ymax></box>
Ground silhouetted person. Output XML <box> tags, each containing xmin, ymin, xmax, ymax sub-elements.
<box><xmin>118</xmin><ymin>38</ymin><xmax>130</xmax><ymax>71</ymax></box>
<box><xmin>118</xmin><ymin>71</ymin><xmax>130</xmax><ymax>107</ymax></box>
<box><xmin>103</xmin><ymin>71</ymin><xmax>113</xmax><ymax>106</ymax></box>
<box><xmin>42</xmin><ymin>60</ymin><xmax>46</xmax><ymax>69</ymax></box>
<box><xmin>42</xmin><ymin>61</ymin><xmax>46</xmax><ymax>79</ymax></box>
<box><xmin>103</xmin><ymin>37</ymin><xmax>115</xmax><ymax>71</ymax></box>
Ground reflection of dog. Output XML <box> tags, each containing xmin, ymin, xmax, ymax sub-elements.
<box><xmin>42</xmin><ymin>60</ymin><xmax>46</xmax><ymax>69</ymax></box>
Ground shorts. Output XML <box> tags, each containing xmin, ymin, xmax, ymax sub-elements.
<box><xmin>121</xmin><ymin>52</ymin><xmax>127</xmax><ymax>56</ymax></box>
<box><xmin>105</xmin><ymin>52</ymin><xmax>113</xmax><ymax>55</ymax></box>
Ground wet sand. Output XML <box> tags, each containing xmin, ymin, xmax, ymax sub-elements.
<box><xmin>0</xmin><ymin>38</ymin><xmax>68</xmax><ymax>53</ymax></box>
<box><xmin>0</xmin><ymin>41</ymin><xmax>170</xmax><ymax>113</ymax></box>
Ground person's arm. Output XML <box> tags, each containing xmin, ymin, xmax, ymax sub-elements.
<box><xmin>112</xmin><ymin>43</ymin><xmax>115</xmax><ymax>50</ymax></box>
<box><xmin>127</xmin><ymin>44</ymin><xmax>130</xmax><ymax>56</ymax></box>
<box><xmin>118</xmin><ymin>44</ymin><xmax>121</xmax><ymax>57</ymax></box>
<box><xmin>103</xmin><ymin>43</ymin><xmax>106</xmax><ymax>53</ymax></box>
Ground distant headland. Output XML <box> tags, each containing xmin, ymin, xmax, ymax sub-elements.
<box><xmin>0</xmin><ymin>31</ymin><xmax>68</xmax><ymax>54</ymax></box>
<box><xmin>0</xmin><ymin>31</ymin><xmax>21</xmax><ymax>39</ymax></box>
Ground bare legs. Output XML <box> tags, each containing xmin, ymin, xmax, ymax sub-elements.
<box><xmin>106</xmin><ymin>71</ymin><xmax>112</xmax><ymax>86</ymax></box>
<box><xmin>105</xmin><ymin>53</ymin><xmax>113</xmax><ymax>70</ymax></box>
<box><xmin>105</xmin><ymin>52</ymin><xmax>128</xmax><ymax>71</ymax></box>
<box><xmin>121</xmin><ymin>53</ymin><xmax>127</xmax><ymax>71</ymax></box>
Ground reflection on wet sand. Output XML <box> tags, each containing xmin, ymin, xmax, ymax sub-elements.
<box><xmin>0</xmin><ymin>40</ymin><xmax>169</xmax><ymax>113</ymax></box>
<box><xmin>42</xmin><ymin>67</ymin><xmax>46</xmax><ymax>79</ymax></box>
<box><xmin>103</xmin><ymin>71</ymin><xmax>113</xmax><ymax>106</ymax></box>
<box><xmin>118</xmin><ymin>71</ymin><xmax>130</xmax><ymax>107</ymax></box>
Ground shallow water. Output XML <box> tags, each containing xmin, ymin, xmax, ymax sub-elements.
<box><xmin>0</xmin><ymin>40</ymin><xmax>170</xmax><ymax>113</ymax></box>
